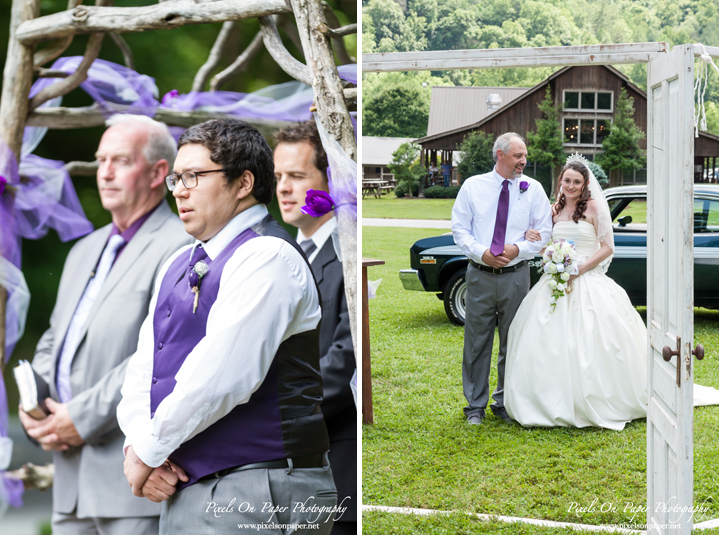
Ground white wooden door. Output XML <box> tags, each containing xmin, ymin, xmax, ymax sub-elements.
<box><xmin>646</xmin><ymin>43</ymin><xmax>697</xmax><ymax>535</ymax></box>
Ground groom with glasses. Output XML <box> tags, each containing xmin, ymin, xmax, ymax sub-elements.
<box><xmin>451</xmin><ymin>132</ymin><xmax>552</xmax><ymax>425</ymax></box>
<box><xmin>118</xmin><ymin>119</ymin><xmax>337</xmax><ymax>534</ymax></box>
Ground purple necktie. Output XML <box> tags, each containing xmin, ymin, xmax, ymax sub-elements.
<box><xmin>490</xmin><ymin>180</ymin><xmax>510</xmax><ymax>256</ymax></box>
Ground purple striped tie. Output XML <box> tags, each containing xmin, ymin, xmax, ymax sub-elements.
<box><xmin>490</xmin><ymin>180</ymin><xmax>510</xmax><ymax>256</ymax></box>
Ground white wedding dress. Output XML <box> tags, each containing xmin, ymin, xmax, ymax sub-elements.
<box><xmin>505</xmin><ymin>220</ymin><xmax>719</xmax><ymax>430</ymax></box>
<box><xmin>504</xmin><ymin>220</ymin><xmax>648</xmax><ymax>430</ymax></box>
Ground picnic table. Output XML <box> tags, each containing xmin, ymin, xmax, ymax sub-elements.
<box><xmin>362</xmin><ymin>257</ymin><xmax>385</xmax><ymax>424</ymax></box>
<box><xmin>362</xmin><ymin>178</ymin><xmax>394</xmax><ymax>198</ymax></box>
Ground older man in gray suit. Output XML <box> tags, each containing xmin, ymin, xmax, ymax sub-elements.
<box><xmin>19</xmin><ymin>115</ymin><xmax>192</xmax><ymax>535</ymax></box>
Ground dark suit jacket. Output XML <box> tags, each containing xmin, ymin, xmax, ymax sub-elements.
<box><xmin>312</xmin><ymin>238</ymin><xmax>357</xmax><ymax>523</ymax></box>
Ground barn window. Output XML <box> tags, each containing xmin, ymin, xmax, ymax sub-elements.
<box><xmin>580</xmin><ymin>121</ymin><xmax>595</xmax><ymax>144</ymax></box>
<box><xmin>563</xmin><ymin>91</ymin><xmax>613</xmax><ymax>112</ymax></box>
<box><xmin>596</xmin><ymin>120</ymin><xmax>610</xmax><ymax>143</ymax></box>
<box><xmin>564</xmin><ymin>119</ymin><xmax>579</xmax><ymax>142</ymax></box>
<box><xmin>564</xmin><ymin>92</ymin><xmax>579</xmax><ymax>109</ymax></box>
<box><xmin>563</xmin><ymin>118</ymin><xmax>610</xmax><ymax>146</ymax></box>
<box><xmin>597</xmin><ymin>92</ymin><xmax>612</xmax><ymax>110</ymax></box>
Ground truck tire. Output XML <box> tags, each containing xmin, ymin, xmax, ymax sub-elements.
<box><xmin>443</xmin><ymin>268</ymin><xmax>467</xmax><ymax>326</ymax></box>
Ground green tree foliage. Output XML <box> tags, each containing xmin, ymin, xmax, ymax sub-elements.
<box><xmin>457</xmin><ymin>131</ymin><xmax>495</xmax><ymax>183</ymax></box>
<box><xmin>595</xmin><ymin>88</ymin><xmax>646</xmax><ymax>180</ymax></box>
<box><xmin>527</xmin><ymin>85</ymin><xmax>566</xmax><ymax>191</ymax></box>
<box><xmin>586</xmin><ymin>160</ymin><xmax>609</xmax><ymax>188</ymax></box>
<box><xmin>362</xmin><ymin>0</ymin><xmax>719</xmax><ymax>135</ymax></box>
<box><xmin>364</xmin><ymin>84</ymin><xmax>430</xmax><ymax>137</ymax></box>
<box><xmin>705</xmin><ymin>101</ymin><xmax>719</xmax><ymax>137</ymax></box>
<box><xmin>389</xmin><ymin>142</ymin><xmax>424</xmax><ymax>196</ymax></box>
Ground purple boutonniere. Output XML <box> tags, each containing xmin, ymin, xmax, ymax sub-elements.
<box><xmin>519</xmin><ymin>181</ymin><xmax>529</xmax><ymax>194</ymax></box>
<box><xmin>189</xmin><ymin>260</ymin><xmax>209</xmax><ymax>314</ymax></box>
<box><xmin>301</xmin><ymin>189</ymin><xmax>335</xmax><ymax>217</ymax></box>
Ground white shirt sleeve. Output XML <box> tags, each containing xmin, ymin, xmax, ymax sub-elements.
<box><xmin>121</xmin><ymin>237</ymin><xmax>320</xmax><ymax>468</ymax></box>
<box><xmin>452</xmin><ymin>182</ymin><xmax>487</xmax><ymax>263</ymax></box>
<box><xmin>516</xmin><ymin>184</ymin><xmax>553</xmax><ymax>259</ymax></box>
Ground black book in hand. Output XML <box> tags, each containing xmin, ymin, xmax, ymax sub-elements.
<box><xmin>13</xmin><ymin>360</ymin><xmax>50</xmax><ymax>420</ymax></box>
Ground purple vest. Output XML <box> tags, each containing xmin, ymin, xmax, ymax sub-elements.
<box><xmin>150</xmin><ymin>215</ymin><xmax>328</xmax><ymax>489</ymax></box>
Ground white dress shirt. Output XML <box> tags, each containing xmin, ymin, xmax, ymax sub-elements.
<box><xmin>451</xmin><ymin>167</ymin><xmax>553</xmax><ymax>266</ymax></box>
<box><xmin>117</xmin><ymin>204</ymin><xmax>321</xmax><ymax>468</ymax></box>
<box><xmin>296</xmin><ymin>216</ymin><xmax>337</xmax><ymax>264</ymax></box>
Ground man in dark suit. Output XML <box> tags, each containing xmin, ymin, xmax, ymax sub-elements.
<box><xmin>275</xmin><ymin>120</ymin><xmax>357</xmax><ymax>535</ymax></box>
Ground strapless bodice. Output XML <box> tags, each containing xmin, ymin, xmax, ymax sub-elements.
<box><xmin>551</xmin><ymin>220</ymin><xmax>599</xmax><ymax>261</ymax></box>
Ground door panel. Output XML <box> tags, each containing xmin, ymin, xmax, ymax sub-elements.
<box><xmin>646</xmin><ymin>44</ymin><xmax>695</xmax><ymax>535</ymax></box>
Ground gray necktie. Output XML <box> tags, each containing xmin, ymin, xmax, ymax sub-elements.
<box><xmin>56</xmin><ymin>234</ymin><xmax>126</xmax><ymax>402</ymax></box>
<box><xmin>299</xmin><ymin>239</ymin><xmax>317</xmax><ymax>258</ymax></box>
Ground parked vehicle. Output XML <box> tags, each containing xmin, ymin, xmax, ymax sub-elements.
<box><xmin>400</xmin><ymin>185</ymin><xmax>719</xmax><ymax>325</ymax></box>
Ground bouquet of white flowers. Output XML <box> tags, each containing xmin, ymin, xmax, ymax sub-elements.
<box><xmin>541</xmin><ymin>239</ymin><xmax>581</xmax><ymax>311</ymax></box>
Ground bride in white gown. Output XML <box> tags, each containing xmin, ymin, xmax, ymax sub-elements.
<box><xmin>504</xmin><ymin>158</ymin><xmax>649</xmax><ymax>430</ymax></box>
<box><xmin>505</xmin><ymin>157</ymin><xmax>719</xmax><ymax>430</ymax></box>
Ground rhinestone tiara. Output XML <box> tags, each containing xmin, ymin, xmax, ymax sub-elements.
<box><xmin>565</xmin><ymin>152</ymin><xmax>591</xmax><ymax>168</ymax></box>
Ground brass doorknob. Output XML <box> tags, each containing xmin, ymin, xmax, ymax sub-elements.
<box><xmin>693</xmin><ymin>344</ymin><xmax>705</xmax><ymax>360</ymax></box>
<box><xmin>663</xmin><ymin>345</ymin><xmax>679</xmax><ymax>362</ymax></box>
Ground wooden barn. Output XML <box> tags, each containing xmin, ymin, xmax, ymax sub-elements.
<box><xmin>415</xmin><ymin>65</ymin><xmax>719</xmax><ymax>187</ymax></box>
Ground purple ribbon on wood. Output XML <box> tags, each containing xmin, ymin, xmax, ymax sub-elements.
<box><xmin>0</xmin><ymin>135</ymin><xmax>93</xmax><ymax>509</ymax></box>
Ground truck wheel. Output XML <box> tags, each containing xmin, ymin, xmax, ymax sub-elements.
<box><xmin>444</xmin><ymin>269</ymin><xmax>466</xmax><ymax>326</ymax></box>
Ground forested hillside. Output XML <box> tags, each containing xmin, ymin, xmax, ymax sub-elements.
<box><xmin>363</xmin><ymin>0</ymin><xmax>719</xmax><ymax>137</ymax></box>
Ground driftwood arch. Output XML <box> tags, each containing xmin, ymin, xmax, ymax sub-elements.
<box><xmin>1</xmin><ymin>0</ymin><xmax>357</xmax><ymax>489</ymax></box>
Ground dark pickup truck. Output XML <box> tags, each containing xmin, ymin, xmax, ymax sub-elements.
<box><xmin>400</xmin><ymin>185</ymin><xmax>719</xmax><ymax>325</ymax></box>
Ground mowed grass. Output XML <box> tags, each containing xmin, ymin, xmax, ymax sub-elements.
<box><xmin>362</xmin><ymin>225</ymin><xmax>719</xmax><ymax>533</ymax></box>
<box><xmin>362</xmin><ymin>196</ymin><xmax>454</xmax><ymax>220</ymax></box>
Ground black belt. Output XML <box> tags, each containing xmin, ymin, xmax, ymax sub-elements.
<box><xmin>202</xmin><ymin>453</ymin><xmax>328</xmax><ymax>480</ymax></box>
<box><xmin>469</xmin><ymin>259</ymin><xmax>527</xmax><ymax>275</ymax></box>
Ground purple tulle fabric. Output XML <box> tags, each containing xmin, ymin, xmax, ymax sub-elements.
<box><xmin>0</xmin><ymin>134</ymin><xmax>93</xmax><ymax>509</ymax></box>
<box><xmin>312</xmin><ymin>112</ymin><xmax>357</xmax><ymax>222</ymax></box>
<box><xmin>337</xmin><ymin>64</ymin><xmax>357</xmax><ymax>85</ymax></box>
<box><xmin>0</xmin><ymin>377</ymin><xmax>23</xmax><ymax>508</ymax></box>
<box><xmin>29</xmin><ymin>57</ymin><xmax>158</xmax><ymax>118</ymax></box>
<box><xmin>16</xmin><ymin>155</ymin><xmax>94</xmax><ymax>242</ymax></box>
<box><xmin>0</xmin><ymin>141</ymin><xmax>20</xmax><ymax>268</ymax></box>
<box><xmin>160</xmin><ymin>83</ymin><xmax>313</xmax><ymax>121</ymax></box>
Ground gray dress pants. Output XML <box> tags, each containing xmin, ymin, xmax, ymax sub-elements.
<box><xmin>51</xmin><ymin>512</ymin><xmax>159</xmax><ymax>535</ymax></box>
<box><xmin>462</xmin><ymin>262</ymin><xmax>530</xmax><ymax>416</ymax></box>
<box><xmin>159</xmin><ymin>466</ymin><xmax>337</xmax><ymax>534</ymax></box>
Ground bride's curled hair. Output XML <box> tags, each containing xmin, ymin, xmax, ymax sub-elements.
<box><xmin>553</xmin><ymin>161</ymin><xmax>591</xmax><ymax>223</ymax></box>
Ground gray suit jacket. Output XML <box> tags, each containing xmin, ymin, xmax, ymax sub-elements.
<box><xmin>31</xmin><ymin>200</ymin><xmax>193</xmax><ymax>518</ymax></box>
<box><xmin>312</xmin><ymin>239</ymin><xmax>357</xmax><ymax>523</ymax></box>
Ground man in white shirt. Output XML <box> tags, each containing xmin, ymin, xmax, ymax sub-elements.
<box><xmin>451</xmin><ymin>132</ymin><xmax>552</xmax><ymax>425</ymax></box>
<box><xmin>117</xmin><ymin>119</ymin><xmax>337</xmax><ymax>534</ymax></box>
<box><xmin>275</xmin><ymin>120</ymin><xmax>357</xmax><ymax>535</ymax></box>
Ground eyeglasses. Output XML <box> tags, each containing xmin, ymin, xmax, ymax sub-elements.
<box><xmin>165</xmin><ymin>169</ymin><xmax>227</xmax><ymax>191</ymax></box>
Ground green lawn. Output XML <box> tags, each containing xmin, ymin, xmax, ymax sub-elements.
<box><xmin>362</xmin><ymin>196</ymin><xmax>454</xmax><ymax>220</ymax></box>
<box><xmin>362</xmin><ymin>225</ymin><xmax>719</xmax><ymax>534</ymax></box>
